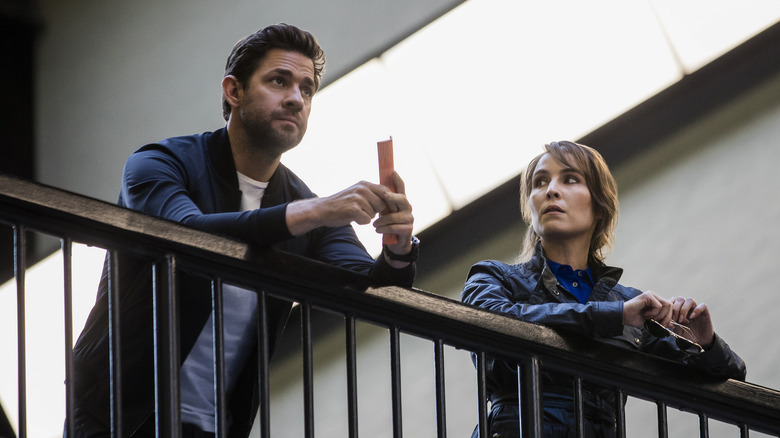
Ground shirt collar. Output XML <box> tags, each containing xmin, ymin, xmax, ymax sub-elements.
<box><xmin>546</xmin><ymin>259</ymin><xmax>595</xmax><ymax>287</ymax></box>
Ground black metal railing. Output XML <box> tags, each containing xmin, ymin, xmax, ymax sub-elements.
<box><xmin>1</xmin><ymin>172</ymin><xmax>779</xmax><ymax>438</ymax></box>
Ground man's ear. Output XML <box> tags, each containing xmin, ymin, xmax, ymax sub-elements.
<box><xmin>222</xmin><ymin>75</ymin><xmax>242</xmax><ymax>110</ymax></box>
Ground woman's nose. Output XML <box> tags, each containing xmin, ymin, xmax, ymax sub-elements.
<box><xmin>546</xmin><ymin>180</ymin><xmax>560</xmax><ymax>198</ymax></box>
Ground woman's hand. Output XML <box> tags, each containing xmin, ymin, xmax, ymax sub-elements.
<box><xmin>669</xmin><ymin>296</ymin><xmax>715</xmax><ymax>347</ymax></box>
<box><xmin>623</xmin><ymin>290</ymin><xmax>673</xmax><ymax>328</ymax></box>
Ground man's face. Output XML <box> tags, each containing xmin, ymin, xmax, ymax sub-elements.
<box><xmin>237</xmin><ymin>48</ymin><xmax>316</xmax><ymax>157</ymax></box>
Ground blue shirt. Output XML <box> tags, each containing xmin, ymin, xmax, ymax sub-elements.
<box><xmin>547</xmin><ymin>260</ymin><xmax>594</xmax><ymax>304</ymax></box>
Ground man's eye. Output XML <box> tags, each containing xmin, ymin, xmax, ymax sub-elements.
<box><xmin>301</xmin><ymin>87</ymin><xmax>314</xmax><ymax>97</ymax></box>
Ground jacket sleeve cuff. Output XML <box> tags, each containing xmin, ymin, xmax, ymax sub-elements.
<box><xmin>369</xmin><ymin>252</ymin><xmax>416</xmax><ymax>287</ymax></box>
<box><xmin>593</xmin><ymin>301</ymin><xmax>624</xmax><ymax>337</ymax></box>
<box><xmin>254</xmin><ymin>203</ymin><xmax>293</xmax><ymax>246</ymax></box>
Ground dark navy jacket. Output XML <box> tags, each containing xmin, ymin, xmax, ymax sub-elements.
<box><xmin>461</xmin><ymin>244</ymin><xmax>745</xmax><ymax>433</ymax></box>
<box><xmin>72</xmin><ymin>127</ymin><xmax>415</xmax><ymax>436</ymax></box>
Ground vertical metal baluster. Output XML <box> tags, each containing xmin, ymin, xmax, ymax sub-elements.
<box><xmin>302</xmin><ymin>303</ymin><xmax>315</xmax><ymax>438</ymax></box>
<box><xmin>518</xmin><ymin>356</ymin><xmax>543</xmax><ymax>438</ymax></box>
<box><xmin>475</xmin><ymin>352</ymin><xmax>487</xmax><ymax>438</ymax></box>
<box><xmin>154</xmin><ymin>255</ymin><xmax>181</xmax><ymax>438</ymax></box>
<box><xmin>345</xmin><ymin>316</ymin><xmax>358</xmax><ymax>438</ymax></box>
<box><xmin>167</xmin><ymin>255</ymin><xmax>182</xmax><ymax>438</ymax></box>
<box><xmin>434</xmin><ymin>339</ymin><xmax>447</xmax><ymax>438</ymax></box>
<box><xmin>257</xmin><ymin>291</ymin><xmax>271</xmax><ymax>438</ymax></box>
<box><xmin>62</xmin><ymin>238</ymin><xmax>75</xmax><ymax>438</ymax></box>
<box><xmin>13</xmin><ymin>226</ymin><xmax>27</xmax><ymax>438</ymax></box>
<box><xmin>698</xmin><ymin>413</ymin><xmax>709</xmax><ymax>438</ymax></box>
<box><xmin>656</xmin><ymin>401</ymin><xmax>668</xmax><ymax>438</ymax></box>
<box><xmin>107</xmin><ymin>250</ymin><xmax>123</xmax><ymax>437</ymax></box>
<box><xmin>212</xmin><ymin>279</ymin><xmax>227</xmax><ymax>437</ymax></box>
<box><xmin>614</xmin><ymin>388</ymin><xmax>626</xmax><ymax>438</ymax></box>
<box><xmin>573</xmin><ymin>377</ymin><xmax>584</xmax><ymax>438</ymax></box>
<box><xmin>390</xmin><ymin>326</ymin><xmax>403</xmax><ymax>438</ymax></box>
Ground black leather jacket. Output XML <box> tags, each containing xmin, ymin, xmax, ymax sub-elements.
<box><xmin>461</xmin><ymin>244</ymin><xmax>746</xmax><ymax>426</ymax></box>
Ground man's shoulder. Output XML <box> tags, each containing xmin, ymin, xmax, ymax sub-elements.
<box><xmin>149</xmin><ymin>129</ymin><xmax>220</xmax><ymax>153</ymax></box>
<box><xmin>128</xmin><ymin>129</ymin><xmax>226</xmax><ymax>171</ymax></box>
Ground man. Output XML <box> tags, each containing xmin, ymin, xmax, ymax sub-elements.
<box><xmin>71</xmin><ymin>23</ymin><xmax>418</xmax><ymax>437</ymax></box>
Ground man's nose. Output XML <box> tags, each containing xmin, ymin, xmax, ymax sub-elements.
<box><xmin>284</xmin><ymin>87</ymin><xmax>304</xmax><ymax>110</ymax></box>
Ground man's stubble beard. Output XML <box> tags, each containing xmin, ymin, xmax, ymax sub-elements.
<box><xmin>239</xmin><ymin>106</ymin><xmax>306</xmax><ymax>158</ymax></box>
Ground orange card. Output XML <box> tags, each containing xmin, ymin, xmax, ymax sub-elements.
<box><xmin>377</xmin><ymin>137</ymin><xmax>398</xmax><ymax>245</ymax></box>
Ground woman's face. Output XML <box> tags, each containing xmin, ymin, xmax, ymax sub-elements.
<box><xmin>529</xmin><ymin>153</ymin><xmax>597</xmax><ymax>244</ymax></box>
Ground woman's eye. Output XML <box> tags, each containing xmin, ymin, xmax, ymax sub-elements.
<box><xmin>533</xmin><ymin>178</ymin><xmax>547</xmax><ymax>188</ymax></box>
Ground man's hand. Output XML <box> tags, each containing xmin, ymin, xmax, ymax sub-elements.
<box><xmin>623</xmin><ymin>290</ymin><xmax>673</xmax><ymax>328</ymax></box>
<box><xmin>286</xmin><ymin>172</ymin><xmax>415</xmax><ymax>265</ymax></box>
<box><xmin>374</xmin><ymin>172</ymin><xmax>414</xmax><ymax>265</ymax></box>
<box><xmin>286</xmin><ymin>181</ymin><xmax>390</xmax><ymax>235</ymax></box>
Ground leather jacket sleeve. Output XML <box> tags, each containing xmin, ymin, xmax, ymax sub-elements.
<box><xmin>691</xmin><ymin>333</ymin><xmax>747</xmax><ymax>380</ymax></box>
<box><xmin>641</xmin><ymin>330</ymin><xmax>747</xmax><ymax>381</ymax></box>
<box><xmin>462</xmin><ymin>260</ymin><xmax>624</xmax><ymax>338</ymax></box>
<box><xmin>464</xmin><ymin>260</ymin><xmax>746</xmax><ymax>381</ymax></box>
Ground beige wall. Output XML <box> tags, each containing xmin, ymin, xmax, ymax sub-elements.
<box><xmin>611</xmin><ymin>70</ymin><xmax>780</xmax><ymax>438</ymax></box>
<box><xmin>266</xmin><ymin>71</ymin><xmax>780</xmax><ymax>437</ymax></box>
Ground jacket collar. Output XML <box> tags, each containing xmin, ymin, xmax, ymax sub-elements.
<box><xmin>529</xmin><ymin>241</ymin><xmax>624</xmax><ymax>298</ymax></box>
<box><xmin>205</xmin><ymin>127</ymin><xmax>242</xmax><ymax>211</ymax></box>
<box><xmin>206</xmin><ymin>126</ymin><xmax>292</xmax><ymax>210</ymax></box>
<box><xmin>207</xmin><ymin>127</ymin><xmax>240</xmax><ymax>189</ymax></box>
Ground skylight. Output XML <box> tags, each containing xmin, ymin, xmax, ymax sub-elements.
<box><xmin>284</xmin><ymin>0</ymin><xmax>780</xmax><ymax>255</ymax></box>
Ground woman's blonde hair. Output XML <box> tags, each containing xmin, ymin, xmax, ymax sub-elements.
<box><xmin>518</xmin><ymin>141</ymin><xmax>619</xmax><ymax>264</ymax></box>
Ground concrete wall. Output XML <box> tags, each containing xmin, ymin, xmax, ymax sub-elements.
<box><xmin>33</xmin><ymin>0</ymin><xmax>463</xmax><ymax>204</ymax></box>
<box><xmin>266</xmin><ymin>71</ymin><xmax>780</xmax><ymax>437</ymax></box>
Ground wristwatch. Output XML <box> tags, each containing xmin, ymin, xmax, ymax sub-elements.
<box><xmin>383</xmin><ymin>236</ymin><xmax>420</xmax><ymax>263</ymax></box>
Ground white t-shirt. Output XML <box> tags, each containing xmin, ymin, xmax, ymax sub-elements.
<box><xmin>179</xmin><ymin>172</ymin><xmax>269</xmax><ymax>432</ymax></box>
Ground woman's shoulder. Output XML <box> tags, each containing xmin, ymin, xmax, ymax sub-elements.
<box><xmin>469</xmin><ymin>259</ymin><xmax>516</xmax><ymax>272</ymax></box>
<box><xmin>467</xmin><ymin>258</ymin><xmax>536</xmax><ymax>281</ymax></box>
<box><xmin>610</xmin><ymin>282</ymin><xmax>643</xmax><ymax>300</ymax></box>
<box><xmin>590</xmin><ymin>262</ymin><xmax>643</xmax><ymax>299</ymax></box>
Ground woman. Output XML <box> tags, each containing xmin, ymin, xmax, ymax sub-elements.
<box><xmin>461</xmin><ymin>141</ymin><xmax>745</xmax><ymax>437</ymax></box>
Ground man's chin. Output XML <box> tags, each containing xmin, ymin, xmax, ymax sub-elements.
<box><xmin>262</xmin><ymin>134</ymin><xmax>304</xmax><ymax>156</ymax></box>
